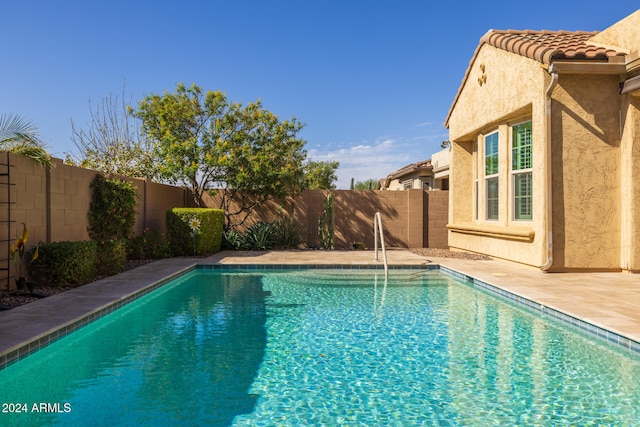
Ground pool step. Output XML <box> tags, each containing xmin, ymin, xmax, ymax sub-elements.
<box><xmin>270</xmin><ymin>271</ymin><xmax>450</xmax><ymax>288</ymax></box>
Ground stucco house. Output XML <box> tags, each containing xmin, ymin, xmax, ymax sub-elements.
<box><xmin>445</xmin><ymin>10</ymin><xmax>640</xmax><ymax>272</ymax></box>
<box><xmin>380</xmin><ymin>159</ymin><xmax>434</xmax><ymax>190</ymax></box>
<box><xmin>430</xmin><ymin>147</ymin><xmax>450</xmax><ymax>190</ymax></box>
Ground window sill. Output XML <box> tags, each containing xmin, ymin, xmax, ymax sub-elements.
<box><xmin>447</xmin><ymin>222</ymin><xmax>535</xmax><ymax>242</ymax></box>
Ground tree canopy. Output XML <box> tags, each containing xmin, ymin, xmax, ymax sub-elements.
<box><xmin>131</xmin><ymin>83</ymin><xmax>309</xmax><ymax>228</ymax></box>
<box><xmin>66</xmin><ymin>87</ymin><xmax>155</xmax><ymax>178</ymax></box>
<box><xmin>303</xmin><ymin>160</ymin><xmax>339</xmax><ymax>190</ymax></box>
<box><xmin>69</xmin><ymin>82</ymin><xmax>341</xmax><ymax>229</ymax></box>
<box><xmin>0</xmin><ymin>114</ymin><xmax>53</xmax><ymax>168</ymax></box>
<box><xmin>354</xmin><ymin>178</ymin><xmax>379</xmax><ymax>190</ymax></box>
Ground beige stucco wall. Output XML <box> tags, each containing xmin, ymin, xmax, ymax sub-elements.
<box><xmin>447</xmin><ymin>43</ymin><xmax>631</xmax><ymax>270</ymax></box>
<box><xmin>386</xmin><ymin>174</ymin><xmax>432</xmax><ymax>191</ymax></box>
<box><xmin>549</xmin><ymin>74</ymin><xmax>622</xmax><ymax>271</ymax></box>
<box><xmin>589</xmin><ymin>10</ymin><xmax>640</xmax><ymax>53</ymax></box>
<box><xmin>447</xmin><ymin>44</ymin><xmax>548</xmax><ymax>266</ymax></box>
<box><xmin>619</xmin><ymin>95</ymin><xmax>640</xmax><ymax>271</ymax></box>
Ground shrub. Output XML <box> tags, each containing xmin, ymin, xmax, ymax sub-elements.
<box><xmin>222</xmin><ymin>217</ymin><xmax>304</xmax><ymax>251</ymax></box>
<box><xmin>222</xmin><ymin>229</ymin><xmax>243</xmax><ymax>250</ymax></box>
<box><xmin>273</xmin><ymin>216</ymin><xmax>303</xmax><ymax>248</ymax></box>
<box><xmin>96</xmin><ymin>239</ymin><xmax>127</xmax><ymax>276</ymax></box>
<box><xmin>242</xmin><ymin>222</ymin><xmax>276</xmax><ymax>250</ymax></box>
<box><xmin>88</xmin><ymin>174</ymin><xmax>137</xmax><ymax>241</ymax></box>
<box><xmin>29</xmin><ymin>241</ymin><xmax>98</xmax><ymax>287</ymax></box>
<box><xmin>166</xmin><ymin>208</ymin><xmax>224</xmax><ymax>256</ymax></box>
<box><xmin>127</xmin><ymin>229</ymin><xmax>171</xmax><ymax>260</ymax></box>
<box><xmin>352</xmin><ymin>241</ymin><xmax>366</xmax><ymax>250</ymax></box>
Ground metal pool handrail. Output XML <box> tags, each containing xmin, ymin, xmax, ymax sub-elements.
<box><xmin>374</xmin><ymin>212</ymin><xmax>389</xmax><ymax>276</ymax></box>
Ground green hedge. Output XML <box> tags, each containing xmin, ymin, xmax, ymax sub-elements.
<box><xmin>166</xmin><ymin>208</ymin><xmax>224</xmax><ymax>256</ymax></box>
<box><xmin>29</xmin><ymin>241</ymin><xmax>98</xmax><ymax>287</ymax></box>
<box><xmin>88</xmin><ymin>174</ymin><xmax>137</xmax><ymax>241</ymax></box>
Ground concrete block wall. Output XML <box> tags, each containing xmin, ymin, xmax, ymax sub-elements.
<box><xmin>3</xmin><ymin>152</ymin><xmax>450</xmax><ymax>287</ymax></box>
<box><xmin>2</xmin><ymin>153</ymin><xmax>190</xmax><ymax>289</ymax></box>
<box><xmin>427</xmin><ymin>191</ymin><xmax>449</xmax><ymax>249</ymax></box>
<box><xmin>205</xmin><ymin>188</ymin><xmax>449</xmax><ymax>250</ymax></box>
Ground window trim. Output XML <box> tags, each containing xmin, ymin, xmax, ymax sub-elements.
<box><xmin>484</xmin><ymin>131</ymin><xmax>499</xmax><ymax>221</ymax></box>
<box><xmin>510</xmin><ymin>121</ymin><xmax>532</xmax><ymax>221</ymax></box>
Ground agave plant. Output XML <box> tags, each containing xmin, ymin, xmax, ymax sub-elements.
<box><xmin>242</xmin><ymin>222</ymin><xmax>276</xmax><ymax>250</ymax></box>
<box><xmin>9</xmin><ymin>223</ymin><xmax>39</xmax><ymax>292</ymax></box>
<box><xmin>0</xmin><ymin>113</ymin><xmax>53</xmax><ymax>168</ymax></box>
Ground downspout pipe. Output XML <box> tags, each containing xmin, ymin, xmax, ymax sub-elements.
<box><xmin>541</xmin><ymin>67</ymin><xmax>558</xmax><ymax>271</ymax></box>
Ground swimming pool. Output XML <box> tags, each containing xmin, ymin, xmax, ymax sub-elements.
<box><xmin>1</xmin><ymin>267</ymin><xmax>640</xmax><ymax>426</ymax></box>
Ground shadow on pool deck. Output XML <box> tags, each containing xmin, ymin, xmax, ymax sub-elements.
<box><xmin>1</xmin><ymin>249</ymin><xmax>640</xmax><ymax>368</ymax></box>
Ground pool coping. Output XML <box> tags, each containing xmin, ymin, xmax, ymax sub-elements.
<box><xmin>1</xmin><ymin>258</ymin><xmax>640</xmax><ymax>371</ymax></box>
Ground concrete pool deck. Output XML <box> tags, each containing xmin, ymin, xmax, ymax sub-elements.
<box><xmin>2</xmin><ymin>249</ymin><xmax>640</xmax><ymax>368</ymax></box>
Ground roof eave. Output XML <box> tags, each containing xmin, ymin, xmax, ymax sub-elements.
<box><xmin>548</xmin><ymin>60</ymin><xmax>627</xmax><ymax>75</ymax></box>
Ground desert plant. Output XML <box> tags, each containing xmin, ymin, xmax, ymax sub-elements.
<box><xmin>9</xmin><ymin>223</ymin><xmax>39</xmax><ymax>291</ymax></box>
<box><xmin>318</xmin><ymin>192</ymin><xmax>334</xmax><ymax>249</ymax></box>
<box><xmin>222</xmin><ymin>229</ymin><xmax>243</xmax><ymax>250</ymax></box>
<box><xmin>242</xmin><ymin>222</ymin><xmax>276</xmax><ymax>250</ymax></box>
<box><xmin>272</xmin><ymin>216</ymin><xmax>303</xmax><ymax>248</ymax></box>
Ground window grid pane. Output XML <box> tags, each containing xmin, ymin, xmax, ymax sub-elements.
<box><xmin>512</xmin><ymin>122</ymin><xmax>532</xmax><ymax>170</ymax></box>
<box><xmin>514</xmin><ymin>172</ymin><xmax>532</xmax><ymax>220</ymax></box>
<box><xmin>486</xmin><ymin>177</ymin><xmax>499</xmax><ymax>220</ymax></box>
<box><xmin>485</xmin><ymin>133</ymin><xmax>499</xmax><ymax>175</ymax></box>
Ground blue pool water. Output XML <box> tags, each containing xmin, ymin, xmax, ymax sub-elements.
<box><xmin>1</xmin><ymin>268</ymin><xmax>640</xmax><ymax>426</ymax></box>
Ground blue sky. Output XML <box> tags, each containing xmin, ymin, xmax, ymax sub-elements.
<box><xmin>3</xmin><ymin>2</ymin><xmax>638</xmax><ymax>189</ymax></box>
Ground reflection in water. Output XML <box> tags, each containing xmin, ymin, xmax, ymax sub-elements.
<box><xmin>372</xmin><ymin>272</ymin><xmax>388</xmax><ymax>321</ymax></box>
<box><xmin>0</xmin><ymin>271</ymin><xmax>268</xmax><ymax>427</ymax></box>
<box><xmin>2</xmin><ymin>269</ymin><xmax>640</xmax><ymax>426</ymax></box>
<box><xmin>445</xmin><ymin>284</ymin><xmax>640</xmax><ymax>425</ymax></box>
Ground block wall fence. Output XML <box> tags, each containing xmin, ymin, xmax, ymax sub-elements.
<box><xmin>2</xmin><ymin>153</ymin><xmax>448</xmax><ymax>288</ymax></box>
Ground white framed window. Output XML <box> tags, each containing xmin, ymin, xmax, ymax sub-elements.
<box><xmin>484</xmin><ymin>132</ymin><xmax>499</xmax><ymax>220</ymax></box>
<box><xmin>511</xmin><ymin>122</ymin><xmax>532</xmax><ymax>220</ymax></box>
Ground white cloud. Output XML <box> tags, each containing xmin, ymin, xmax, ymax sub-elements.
<box><xmin>414</xmin><ymin>121</ymin><xmax>432</xmax><ymax>128</ymax></box>
<box><xmin>308</xmin><ymin>138</ymin><xmax>423</xmax><ymax>189</ymax></box>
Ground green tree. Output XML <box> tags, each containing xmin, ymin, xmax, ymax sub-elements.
<box><xmin>303</xmin><ymin>160</ymin><xmax>339</xmax><ymax>190</ymax></box>
<box><xmin>131</xmin><ymin>83</ymin><xmax>230</xmax><ymax>206</ymax></box>
<box><xmin>0</xmin><ymin>114</ymin><xmax>53</xmax><ymax>168</ymax></box>
<box><xmin>66</xmin><ymin>86</ymin><xmax>155</xmax><ymax>178</ymax></box>
<box><xmin>354</xmin><ymin>178</ymin><xmax>379</xmax><ymax>190</ymax></box>
<box><xmin>132</xmin><ymin>83</ymin><xmax>308</xmax><ymax>228</ymax></box>
<box><xmin>210</xmin><ymin>96</ymin><xmax>307</xmax><ymax>229</ymax></box>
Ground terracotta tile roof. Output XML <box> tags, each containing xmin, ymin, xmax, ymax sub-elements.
<box><xmin>444</xmin><ymin>29</ymin><xmax>628</xmax><ymax>128</ymax></box>
<box><xmin>481</xmin><ymin>30</ymin><xmax>626</xmax><ymax>63</ymax></box>
<box><xmin>387</xmin><ymin>159</ymin><xmax>432</xmax><ymax>180</ymax></box>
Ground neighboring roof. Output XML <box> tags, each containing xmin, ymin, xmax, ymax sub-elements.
<box><xmin>381</xmin><ymin>159</ymin><xmax>433</xmax><ymax>189</ymax></box>
<box><xmin>386</xmin><ymin>159</ymin><xmax>432</xmax><ymax>181</ymax></box>
<box><xmin>445</xmin><ymin>29</ymin><xmax>628</xmax><ymax>128</ymax></box>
